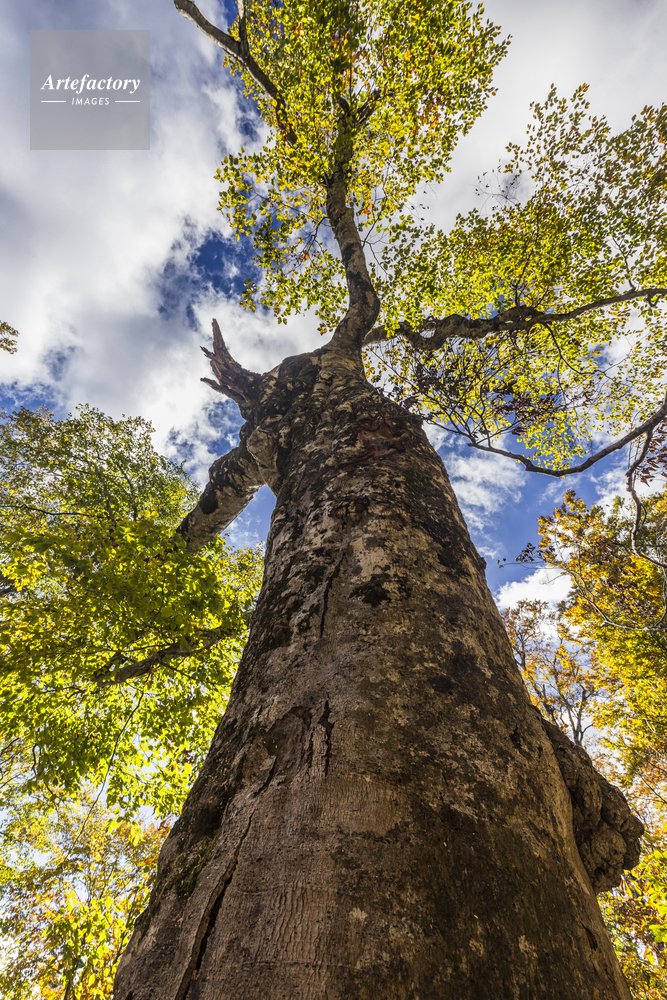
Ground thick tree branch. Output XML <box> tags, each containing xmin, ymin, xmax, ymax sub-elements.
<box><xmin>200</xmin><ymin>318</ymin><xmax>261</xmax><ymax>419</ymax></box>
<box><xmin>363</xmin><ymin>287</ymin><xmax>667</xmax><ymax>351</ymax></box>
<box><xmin>461</xmin><ymin>388</ymin><xmax>667</xmax><ymax>478</ymax></box>
<box><xmin>177</xmin><ymin>430</ymin><xmax>263</xmax><ymax>553</ymax></box>
<box><xmin>173</xmin><ymin>0</ymin><xmax>296</xmax><ymax>143</ymax></box>
<box><xmin>622</xmin><ymin>425</ymin><xmax>667</xmax><ymax>621</ymax></box>
<box><xmin>327</xmin><ymin>166</ymin><xmax>380</xmax><ymax>358</ymax></box>
<box><xmin>95</xmin><ymin>630</ymin><xmax>232</xmax><ymax>687</ymax></box>
<box><xmin>626</xmin><ymin>429</ymin><xmax>656</xmax><ymax>555</ymax></box>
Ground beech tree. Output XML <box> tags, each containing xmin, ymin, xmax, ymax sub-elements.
<box><xmin>111</xmin><ymin>1</ymin><xmax>667</xmax><ymax>997</ymax></box>
<box><xmin>0</xmin><ymin>777</ymin><xmax>169</xmax><ymax>1000</ymax></box>
<box><xmin>535</xmin><ymin>488</ymin><xmax>667</xmax><ymax>819</ymax></box>
<box><xmin>501</xmin><ymin>600</ymin><xmax>598</xmax><ymax>748</ymax></box>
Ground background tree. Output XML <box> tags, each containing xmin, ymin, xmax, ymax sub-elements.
<box><xmin>600</xmin><ymin>842</ymin><xmax>667</xmax><ymax>999</ymax></box>
<box><xmin>526</xmin><ymin>486</ymin><xmax>667</xmax><ymax>997</ymax></box>
<box><xmin>502</xmin><ymin>599</ymin><xmax>598</xmax><ymax>746</ymax></box>
<box><xmin>0</xmin><ymin>323</ymin><xmax>18</xmax><ymax>354</ymax></box>
<box><xmin>0</xmin><ymin>405</ymin><xmax>262</xmax><ymax>995</ymax></box>
<box><xmin>0</xmin><ymin>770</ymin><xmax>169</xmax><ymax>1000</ymax></box>
<box><xmin>536</xmin><ymin>486</ymin><xmax>667</xmax><ymax>805</ymax></box>
<box><xmin>0</xmin><ymin>404</ymin><xmax>262</xmax><ymax>817</ymax></box>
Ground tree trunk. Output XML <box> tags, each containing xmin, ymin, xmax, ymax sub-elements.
<box><xmin>115</xmin><ymin>345</ymin><xmax>640</xmax><ymax>1000</ymax></box>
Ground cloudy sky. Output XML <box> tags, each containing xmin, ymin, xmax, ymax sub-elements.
<box><xmin>1</xmin><ymin>0</ymin><xmax>665</xmax><ymax>607</ymax></box>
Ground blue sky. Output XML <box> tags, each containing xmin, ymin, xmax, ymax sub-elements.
<box><xmin>1</xmin><ymin>0</ymin><xmax>666</xmax><ymax>609</ymax></box>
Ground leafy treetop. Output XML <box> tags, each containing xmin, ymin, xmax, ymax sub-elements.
<box><xmin>208</xmin><ymin>0</ymin><xmax>508</xmax><ymax>328</ymax></box>
<box><xmin>176</xmin><ymin>0</ymin><xmax>667</xmax><ymax>479</ymax></box>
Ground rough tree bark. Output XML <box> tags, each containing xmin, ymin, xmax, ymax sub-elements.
<box><xmin>114</xmin><ymin>325</ymin><xmax>642</xmax><ymax>998</ymax></box>
<box><xmin>114</xmin><ymin>58</ymin><xmax>643</xmax><ymax>993</ymax></box>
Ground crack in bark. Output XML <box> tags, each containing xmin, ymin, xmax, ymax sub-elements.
<box><xmin>318</xmin><ymin>701</ymin><xmax>334</xmax><ymax>776</ymax></box>
<box><xmin>305</xmin><ymin>729</ymin><xmax>315</xmax><ymax>770</ymax></box>
<box><xmin>319</xmin><ymin>552</ymin><xmax>346</xmax><ymax>638</ymax></box>
<box><xmin>176</xmin><ymin>814</ymin><xmax>254</xmax><ymax>1000</ymax></box>
<box><xmin>252</xmin><ymin>755</ymin><xmax>277</xmax><ymax>799</ymax></box>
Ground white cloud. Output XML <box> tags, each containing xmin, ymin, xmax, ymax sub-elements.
<box><xmin>589</xmin><ymin>462</ymin><xmax>629</xmax><ymax>510</ymax></box>
<box><xmin>442</xmin><ymin>449</ymin><xmax>524</xmax><ymax>530</ymax></box>
<box><xmin>495</xmin><ymin>565</ymin><xmax>572</xmax><ymax>610</ymax></box>
<box><xmin>588</xmin><ymin>453</ymin><xmax>662</xmax><ymax>513</ymax></box>
<box><xmin>431</xmin><ymin>0</ymin><xmax>667</xmax><ymax>235</ymax></box>
<box><xmin>0</xmin><ymin>0</ymin><xmax>253</xmax><ymax>445</ymax></box>
<box><xmin>422</xmin><ymin>423</ymin><xmax>449</xmax><ymax>452</ymax></box>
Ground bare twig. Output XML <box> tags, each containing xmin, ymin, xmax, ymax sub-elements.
<box><xmin>458</xmin><ymin>389</ymin><xmax>667</xmax><ymax>479</ymax></box>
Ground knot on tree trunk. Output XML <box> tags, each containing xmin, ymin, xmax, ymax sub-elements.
<box><xmin>541</xmin><ymin>716</ymin><xmax>644</xmax><ymax>893</ymax></box>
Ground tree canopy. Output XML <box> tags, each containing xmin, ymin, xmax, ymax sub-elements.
<box><xmin>176</xmin><ymin>0</ymin><xmax>667</xmax><ymax>482</ymax></box>
<box><xmin>208</xmin><ymin>0</ymin><xmax>508</xmax><ymax>328</ymax></box>
<box><xmin>0</xmin><ymin>778</ymin><xmax>168</xmax><ymax>1000</ymax></box>
<box><xmin>502</xmin><ymin>599</ymin><xmax>598</xmax><ymax>747</ymax></box>
<box><xmin>0</xmin><ymin>404</ymin><xmax>263</xmax><ymax>996</ymax></box>
<box><xmin>535</xmin><ymin>487</ymin><xmax>667</xmax><ymax>811</ymax></box>
<box><xmin>0</xmin><ymin>405</ymin><xmax>262</xmax><ymax>816</ymax></box>
<box><xmin>369</xmin><ymin>89</ymin><xmax>667</xmax><ymax>473</ymax></box>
